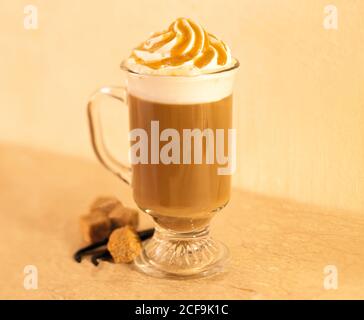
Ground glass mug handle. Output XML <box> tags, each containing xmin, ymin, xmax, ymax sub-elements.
<box><xmin>87</xmin><ymin>86</ymin><xmax>131</xmax><ymax>185</ymax></box>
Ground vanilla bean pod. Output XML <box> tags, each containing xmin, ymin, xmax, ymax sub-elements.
<box><xmin>138</xmin><ymin>228</ymin><xmax>155</xmax><ymax>241</ymax></box>
<box><xmin>91</xmin><ymin>250</ymin><xmax>112</xmax><ymax>266</ymax></box>
<box><xmin>73</xmin><ymin>238</ymin><xmax>108</xmax><ymax>263</ymax></box>
<box><xmin>73</xmin><ymin>228</ymin><xmax>155</xmax><ymax>264</ymax></box>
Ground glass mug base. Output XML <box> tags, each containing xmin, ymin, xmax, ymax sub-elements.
<box><xmin>134</xmin><ymin>226</ymin><xmax>230</xmax><ymax>279</ymax></box>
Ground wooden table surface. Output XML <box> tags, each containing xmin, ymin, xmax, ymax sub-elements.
<box><xmin>1</xmin><ymin>143</ymin><xmax>363</xmax><ymax>300</ymax></box>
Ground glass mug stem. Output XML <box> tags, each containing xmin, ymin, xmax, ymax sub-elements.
<box><xmin>137</xmin><ymin>226</ymin><xmax>229</xmax><ymax>278</ymax></box>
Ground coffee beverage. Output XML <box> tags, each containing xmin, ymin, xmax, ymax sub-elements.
<box><xmin>129</xmin><ymin>94</ymin><xmax>232</xmax><ymax>232</ymax></box>
<box><xmin>122</xmin><ymin>18</ymin><xmax>238</xmax><ymax>233</ymax></box>
<box><xmin>88</xmin><ymin>17</ymin><xmax>239</xmax><ymax>277</ymax></box>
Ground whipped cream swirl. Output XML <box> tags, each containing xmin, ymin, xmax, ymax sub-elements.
<box><xmin>124</xmin><ymin>18</ymin><xmax>236</xmax><ymax>76</ymax></box>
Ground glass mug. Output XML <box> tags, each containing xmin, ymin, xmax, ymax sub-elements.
<box><xmin>87</xmin><ymin>61</ymin><xmax>239</xmax><ymax>278</ymax></box>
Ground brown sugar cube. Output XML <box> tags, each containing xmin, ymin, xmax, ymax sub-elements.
<box><xmin>80</xmin><ymin>210</ymin><xmax>111</xmax><ymax>243</ymax></box>
<box><xmin>107</xmin><ymin>226</ymin><xmax>142</xmax><ymax>263</ymax></box>
<box><xmin>108</xmin><ymin>206</ymin><xmax>139</xmax><ymax>230</ymax></box>
<box><xmin>90</xmin><ymin>197</ymin><xmax>122</xmax><ymax>214</ymax></box>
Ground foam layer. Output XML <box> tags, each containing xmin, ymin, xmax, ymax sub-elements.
<box><xmin>126</xmin><ymin>66</ymin><xmax>238</xmax><ymax>104</ymax></box>
<box><xmin>124</xmin><ymin>18</ymin><xmax>236</xmax><ymax>76</ymax></box>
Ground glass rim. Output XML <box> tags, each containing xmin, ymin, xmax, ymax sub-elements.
<box><xmin>120</xmin><ymin>58</ymin><xmax>240</xmax><ymax>78</ymax></box>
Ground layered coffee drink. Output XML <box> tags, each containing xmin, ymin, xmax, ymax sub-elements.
<box><xmin>124</xmin><ymin>18</ymin><xmax>237</xmax><ymax>232</ymax></box>
<box><xmin>129</xmin><ymin>95</ymin><xmax>232</xmax><ymax>231</ymax></box>
<box><xmin>88</xmin><ymin>17</ymin><xmax>239</xmax><ymax>277</ymax></box>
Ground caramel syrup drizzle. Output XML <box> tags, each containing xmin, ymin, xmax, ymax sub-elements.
<box><xmin>131</xmin><ymin>18</ymin><xmax>229</xmax><ymax>70</ymax></box>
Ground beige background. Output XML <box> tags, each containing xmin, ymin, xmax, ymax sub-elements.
<box><xmin>1</xmin><ymin>0</ymin><xmax>364</xmax><ymax>213</ymax></box>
